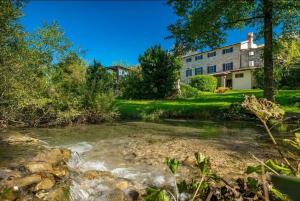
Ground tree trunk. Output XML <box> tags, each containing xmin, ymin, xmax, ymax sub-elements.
<box><xmin>263</xmin><ymin>0</ymin><xmax>274</xmax><ymax>101</ymax></box>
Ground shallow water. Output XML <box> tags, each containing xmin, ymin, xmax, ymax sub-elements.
<box><xmin>0</xmin><ymin>120</ymin><xmax>296</xmax><ymax>200</ymax></box>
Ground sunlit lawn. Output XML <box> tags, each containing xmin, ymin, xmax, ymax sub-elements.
<box><xmin>115</xmin><ymin>90</ymin><xmax>300</xmax><ymax>118</ymax></box>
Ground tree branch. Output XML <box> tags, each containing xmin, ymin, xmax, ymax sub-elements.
<box><xmin>223</xmin><ymin>15</ymin><xmax>264</xmax><ymax>26</ymax></box>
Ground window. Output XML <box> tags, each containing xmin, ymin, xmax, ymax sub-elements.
<box><xmin>186</xmin><ymin>58</ymin><xmax>192</xmax><ymax>63</ymax></box>
<box><xmin>222</xmin><ymin>62</ymin><xmax>233</xmax><ymax>71</ymax></box>
<box><xmin>207</xmin><ymin>51</ymin><xmax>216</xmax><ymax>58</ymax></box>
<box><xmin>249</xmin><ymin>60</ymin><xmax>254</xmax><ymax>67</ymax></box>
<box><xmin>249</xmin><ymin>51</ymin><xmax>254</xmax><ymax>56</ymax></box>
<box><xmin>207</xmin><ymin>65</ymin><xmax>216</xmax><ymax>74</ymax></box>
<box><xmin>186</xmin><ymin>69</ymin><xmax>192</xmax><ymax>77</ymax></box>
<box><xmin>195</xmin><ymin>55</ymin><xmax>203</xmax><ymax>60</ymax></box>
<box><xmin>222</xmin><ymin>47</ymin><xmax>233</xmax><ymax>54</ymax></box>
<box><xmin>235</xmin><ymin>73</ymin><xmax>244</xmax><ymax>78</ymax></box>
<box><xmin>195</xmin><ymin>67</ymin><xmax>203</xmax><ymax>75</ymax></box>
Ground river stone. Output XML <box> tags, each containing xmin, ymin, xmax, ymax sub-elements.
<box><xmin>36</xmin><ymin>186</ymin><xmax>69</xmax><ymax>201</ymax></box>
<box><xmin>82</xmin><ymin>170</ymin><xmax>114</xmax><ymax>180</ymax></box>
<box><xmin>0</xmin><ymin>169</ymin><xmax>22</xmax><ymax>180</ymax></box>
<box><xmin>34</xmin><ymin>175</ymin><xmax>55</xmax><ymax>191</ymax></box>
<box><xmin>115</xmin><ymin>180</ymin><xmax>129</xmax><ymax>191</ymax></box>
<box><xmin>50</xmin><ymin>166</ymin><xmax>68</xmax><ymax>178</ymax></box>
<box><xmin>11</xmin><ymin>174</ymin><xmax>42</xmax><ymax>188</ymax></box>
<box><xmin>101</xmin><ymin>189</ymin><xmax>124</xmax><ymax>201</ymax></box>
<box><xmin>32</xmin><ymin>148</ymin><xmax>69</xmax><ymax>165</ymax></box>
<box><xmin>25</xmin><ymin>162</ymin><xmax>52</xmax><ymax>173</ymax></box>
<box><xmin>0</xmin><ymin>187</ymin><xmax>16</xmax><ymax>201</ymax></box>
<box><xmin>182</xmin><ymin>156</ymin><xmax>196</xmax><ymax>167</ymax></box>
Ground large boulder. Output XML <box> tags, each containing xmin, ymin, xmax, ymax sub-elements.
<box><xmin>25</xmin><ymin>162</ymin><xmax>53</xmax><ymax>173</ymax></box>
<box><xmin>11</xmin><ymin>174</ymin><xmax>42</xmax><ymax>188</ymax></box>
<box><xmin>32</xmin><ymin>148</ymin><xmax>71</xmax><ymax>165</ymax></box>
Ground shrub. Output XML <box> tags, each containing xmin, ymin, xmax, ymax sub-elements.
<box><xmin>215</xmin><ymin>87</ymin><xmax>230</xmax><ymax>94</ymax></box>
<box><xmin>119</xmin><ymin>69</ymin><xmax>145</xmax><ymax>99</ymax></box>
<box><xmin>179</xmin><ymin>83</ymin><xmax>200</xmax><ymax>98</ymax></box>
<box><xmin>190</xmin><ymin>75</ymin><xmax>217</xmax><ymax>92</ymax></box>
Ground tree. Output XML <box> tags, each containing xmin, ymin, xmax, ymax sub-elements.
<box><xmin>139</xmin><ymin>45</ymin><xmax>181</xmax><ymax>99</ymax></box>
<box><xmin>85</xmin><ymin>60</ymin><xmax>116</xmax><ymax>105</ymax></box>
<box><xmin>167</xmin><ymin>0</ymin><xmax>300</xmax><ymax>101</ymax></box>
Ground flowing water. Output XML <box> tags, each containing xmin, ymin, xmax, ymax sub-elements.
<box><xmin>0</xmin><ymin>120</ymin><xmax>297</xmax><ymax>200</ymax></box>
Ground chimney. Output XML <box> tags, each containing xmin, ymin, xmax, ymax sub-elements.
<box><xmin>247</xmin><ymin>32</ymin><xmax>254</xmax><ymax>49</ymax></box>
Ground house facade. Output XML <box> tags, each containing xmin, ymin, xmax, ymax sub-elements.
<box><xmin>181</xmin><ymin>32</ymin><xmax>264</xmax><ymax>90</ymax></box>
<box><xmin>107</xmin><ymin>65</ymin><xmax>130</xmax><ymax>80</ymax></box>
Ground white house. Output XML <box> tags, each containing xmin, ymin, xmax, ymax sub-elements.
<box><xmin>181</xmin><ymin>32</ymin><xmax>264</xmax><ymax>90</ymax></box>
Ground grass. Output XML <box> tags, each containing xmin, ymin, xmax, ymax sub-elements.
<box><xmin>115</xmin><ymin>90</ymin><xmax>300</xmax><ymax>119</ymax></box>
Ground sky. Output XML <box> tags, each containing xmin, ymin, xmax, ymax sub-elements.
<box><xmin>20</xmin><ymin>0</ymin><xmax>259</xmax><ymax>66</ymax></box>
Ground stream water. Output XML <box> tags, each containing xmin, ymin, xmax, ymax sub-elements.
<box><xmin>0</xmin><ymin>120</ymin><xmax>297</xmax><ymax>200</ymax></box>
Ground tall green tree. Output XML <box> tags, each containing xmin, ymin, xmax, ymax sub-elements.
<box><xmin>167</xmin><ymin>0</ymin><xmax>299</xmax><ymax>101</ymax></box>
<box><xmin>139</xmin><ymin>45</ymin><xmax>181</xmax><ymax>99</ymax></box>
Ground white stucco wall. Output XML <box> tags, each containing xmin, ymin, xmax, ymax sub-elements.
<box><xmin>232</xmin><ymin>70</ymin><xmax>253</xmax><ymax>90</ymax></box>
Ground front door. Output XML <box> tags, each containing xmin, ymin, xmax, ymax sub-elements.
<box><xmin>226</xmin><ymin>79</ymin><xmax>232</xmax><ymax>88</ymax></box>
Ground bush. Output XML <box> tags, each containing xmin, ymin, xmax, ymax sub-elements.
<box><xmin>119</xmin><ymin>69</ymin><xmax>145</xmax><ymax>99</ymax></box>
<box><xmin>190</xmin><ymin>75</ymin><xmax>217</xmax><ymax>92</ymax></box>
<box><xmin>215</xmin><ymin>87</ymin><xmax>230</xmax><ymax>94</ymax></box>
<box><xmin>179</xmin><ymin>83</ymin><xmax>200</xmax><ymax>98</ymax></box>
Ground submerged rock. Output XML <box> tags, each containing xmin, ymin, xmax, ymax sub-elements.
<box><xmin>81</xmin><ymin>170</ymin><xmax>114</xmax><ymax>180</ymax></box>
<box><xmin>2</xmin><ymin>134</ymin><xmax>41</xmax><ymax>145</ymax></box>
<box><xmin>101</xmin><ymin>189</ymin><xmax>125</xmax><ymax>201</ymax></box>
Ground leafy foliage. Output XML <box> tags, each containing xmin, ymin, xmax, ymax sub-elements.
<box><xmin>143</xmin><ymin>188</ymin><xmax>169</xmax><ymax>201</ymax></box>
<box><xmin>179</xmin><ymin>83</ymin><xmax>200</xmax><ymax>98</ymax></box>
<box><xmin>0</xmin><ymin>2</ymin><xmax>117</xmax><ymax>127</ymax></box>
<box><xmin>119</xmin><ymin>68</ymin><xmax>145</xmax><ymax>99</ymax></box>
<box><xmin>190</xmin><ymin>75</ymin><xmax>217</xmax><ymax>92</ymax></box>
<box><xmin>166</xmin><ymin>158</ymin><xmax>180</xmax><ymax>174</ymax></box>
<box><xmin>139</xmin><ymin>45</ymin><xmax>181</xmax><ymax>99</ymax></box>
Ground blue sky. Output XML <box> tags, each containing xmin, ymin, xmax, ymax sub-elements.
<box><xmin>20</xmin><ymin>0</ymin><xmax>259</xmax><ymax>66</ymax></box>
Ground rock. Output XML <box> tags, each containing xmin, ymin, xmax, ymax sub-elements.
<box><xmin>61</xmin><ymin>149</ymin><xmax>71</xmax><ymax>162</ymax></box>
<box><xmin>115</xmin><ymin>180</ymin><xmax>129</xmax><ymax>191</ymax></box>
<box><xmin>32</xmin><ymin>148</ymin><xmax>69</xmax><ymax>165</ymax></box>
<box><xmin>126</xmin><ymin>189</ymin><xmax>140</xmax><ymax>201</ymax></box>
<box><xmin>82</xmin><ymin>170</ymin><xmax>114</xmax><ymax>180</ymax></box>
<box><xmin>36</xmin><ymin>186</ymin><xmax>69</xmax><ymax>201</ymax></box>
<box><xmin>34</xmin><ymin>175</ymin><xmax>55</xmax><ymax>191</ymax></box>
<box><xmin>11</xmin><ymin>174</ymin><xmax>42</xmax><ymax>188</ymax></box>
<box><xmin>50</xmin><ymin>166</ymin><xmax>68</xmax><ymax>178</ymax></box>
<box><xmin>3</xmin><ymin>134</ymin><xmax>40</xmax><ymax>145</ymax></box>
<box><xmin>182</xmin><ymin>156</ymin><xmax>196</xmax><ymax>167</ymax></box>
<box><xmin>25</xmin><ymin>162</ymin><xmax>52</xmax><ymax>173</ymax></box>
<box><xmin>0</xmin><ymin>169</ymin><xmax>22</xmax><ymax>180</ymax></box>
<box><xmin>102</xmin><ymin>189</ymin><xmax>124</xmax><ymax>201</ymax></box>
<box><xmin>0</xmin><ymin>187</ymin><xmax>17</xmax><ymax>201</ymax></box>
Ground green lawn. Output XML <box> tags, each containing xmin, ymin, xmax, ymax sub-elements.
<box><xmin>115</xmin><ymin>90</ymin><xmax>300</xmax><ymax>119</ymax></box>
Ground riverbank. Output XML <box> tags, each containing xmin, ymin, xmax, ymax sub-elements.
<box><xmin>115</xmin><ymin>90</ymin><xmax>300</xmax><ymax>120</ymax></box>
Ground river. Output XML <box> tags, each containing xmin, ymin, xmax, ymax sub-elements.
<box><xmin>0</xmin><ymin>120</ymin><xmax>295</xmax><ymax>200</ymax></box>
